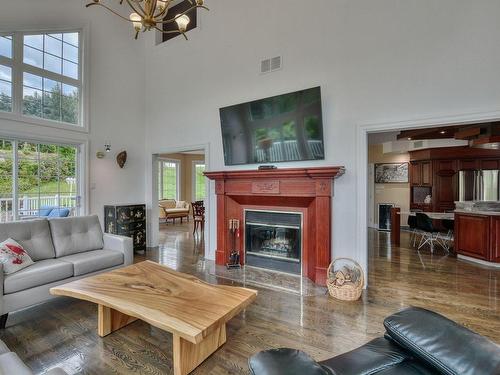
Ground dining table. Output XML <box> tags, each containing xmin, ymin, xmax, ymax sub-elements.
<box><xmin>390</xmin><ymin>208</ymin><xmax>455</xmax><ymax>246</ymax></box>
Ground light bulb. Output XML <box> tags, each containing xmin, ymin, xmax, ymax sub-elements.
<box><xmin>157</xmin><ymin>0</ymin><xmax>167</xmax><ymax>12</ymax></box>
<box><xmin>175</xmin><ymin>14</ymin><xmax>190</xmax><ymax>33</ymax></box>
<box><xmin>195</xmin><ymin>0</ymin><xmax>204</xmax><ymax>5</ymax></box>
<box><xmin>129</xmin><ymin>12</ymin><xmax>142</xmax><ymax>31</ymax></box>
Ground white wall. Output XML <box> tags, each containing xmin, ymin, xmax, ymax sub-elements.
<box><xmin>143</xmin><ymin>0</ymin><xmax>500</xmax><ymax>273</ymax></box>
<box><xmin>0</xmin><ymin>0</ymin><xmax>146</xmax><ymax>224</ymax></box>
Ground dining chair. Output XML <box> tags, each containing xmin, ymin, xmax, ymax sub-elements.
<box><xmin>192</xmin><ymin>201</ymin><xmax>205</xmax><ymax>235</ymax></box>
<box><xmin>416</xmin><ymin>213</ymin><xmax>446</xmax><ymax>253</ymax></box>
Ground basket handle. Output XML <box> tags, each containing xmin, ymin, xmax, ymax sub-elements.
<box><xmin>327</xmin><ymin>257</ymin><xmax>365</xmax><ymax>287</ymax></box>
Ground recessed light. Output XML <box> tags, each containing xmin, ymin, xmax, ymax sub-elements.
<box><xmin>407</xmin><ymin>137</ymin><xmax>412</xmax><ymax>141</ymax></box>
<box><xmin>440</xmin><ymin>131</ymin><xmax>446</xmax><ymax>134</ymax></box>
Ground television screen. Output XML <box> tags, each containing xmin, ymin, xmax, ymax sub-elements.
<box><xmin>219</xmin><ymin>87</ymin><xmax>325</xmax><ymax>166</ymax></box>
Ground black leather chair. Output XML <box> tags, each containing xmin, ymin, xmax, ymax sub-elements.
<box><xmin>248</xmin><ymin>307</ymin><xmax>500</xmax><ymax>375</ymax></box>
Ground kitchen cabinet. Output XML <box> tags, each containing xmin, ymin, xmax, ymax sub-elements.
<box><xmin>454</xmin><ymin>213</ymin><xmax>490</xmax><ymax>260</ymax></box>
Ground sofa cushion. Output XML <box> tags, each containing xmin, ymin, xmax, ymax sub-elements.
<box><xmin>4</xmin><ymin>259</ymin><xmax>73</xmax><ymax>294</ymax></box>
<box><xmin>249</xmin><ymin>348</ymin><xmax>334</xmax><ymax>375</ymax></box>
<box><xmin>0</xmin><ymin>352</ymin><xmax>32</xmax><ymax>375</ymax></box>
<box><xmin>319</xmin><ymin>337</ymin><xmax>412</xmax><ymax>375</ymax></box>
<box><xmin>49</xmin><ymin>216</ymin><xmax>104</xmax><ymax>257</ymax></box>
<box><xmin>58</xmin><ymin>249</ymin><xmax>124</xmax><ymax>276</ymax></box>
<box><xmin>48</xmin><ymin>208</ymin><xmax>70</xmax><ymax>218</ymax></box>
<box><xmin>165</xmin><ymin>208</ymin><xmax>189</xmax><ymax>214</ymax></box>
<box><xmin>159</xmin><ymin>200</ymin><xmax>176</xmax><ymax>209</ymax></box>
<box><xmin>0</xmin><ymin>219</ymin><xmax>55</xmax><ymax>261</ymax></box>
<box><xmin>384</xmin><ymin>307</ymin><xmax>500</xmax><ymax>375</ymax></box>
<box><xmin>176</xmin><ymin>200</ymin><xmax>187</xmax><ymax>209</ymax></box>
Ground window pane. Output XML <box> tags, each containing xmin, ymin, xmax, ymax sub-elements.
<box><xmin>0</xmin><ymin>36</ymin><xmax>12</xmax><ymax>59</ymax></box>
<box><xmin>159</xmin><ymin>161</ymin><xmax>178</xmax><ymax>200</ymax></box>
<box><xmin>24</xmin><ymin>45</ymin><xmax>43</xmax><ymax>68</ymax></box>
<box><xmin>63</xmin><ymin>60</ymin><xmax>78</xmax><ymax>79</ymax></box>
<box><xmin>43</xmin><ymin>77</ymin><xmax>61</xmax><ymax>92</ymax></box>
<box><xmin>45</xmin><ymin>35</ymin><xmax>62</xmax><ymax>57</ymax></box>
<box><xmin>48</xmin><ymin>33</ymin><xmax>62</xmax><ymax>41</ymax></box>
<box><xmin>44</xmin><ymin>53</ymin><xmax>62</xmax><ymax>74</ymax></box>
<box><xmin>0</xmin><ymin>65</ymin><xmax>12</xmax><ymax>112</ymax></box>
<box><xmin>24</xmin><ymin>72</ymin><xmax>43</xmax><ymax>90</ymax></box>
<box><xmin>24</xmin><ymin>34</ymin><xmax>43</xmax><ymax>50</ymax></box>
<box><xmin>63</xmin><ymin>33</ymin><xmax>79</xmax><ymax>47</ymax></box>
<box><xmin>43</xmin><ymin>91</ymin><xmax>61</xmax><ymax>121</ymax></box>
<box><xmin>63</xmin><ymin>43</ymin><xmax>78</xmax><ymax>63</ymax></box>
<box><xmin>23</xmin><ymin>87</ymin><xmax>43</xmax><ymax>118</ymax></box>
<box><xmin>61</xmin><ymin>92</ymin><xmax>79</xmax><ymax>125</ymax></box>
<box><xmin>195</xmin><ymin>163</ymin><xmax>206</xmax><ymax>200</ymax></box>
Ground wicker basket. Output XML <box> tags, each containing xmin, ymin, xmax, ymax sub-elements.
<box><xmin>326</xmin><ymin>258</ymin><xmax>364</xmax><ymax>301</ymax></box>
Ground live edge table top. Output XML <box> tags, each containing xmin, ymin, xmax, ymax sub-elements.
<box><xmin>50</xmin><ymin>261</ymin><xmax>258</xmax><ymax>344</ymax></box>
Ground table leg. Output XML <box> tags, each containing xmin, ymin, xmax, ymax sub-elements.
<box><xmin>98</xmin><ymin>305</ymin><xmax>138</xmax><ymax>337</ymax></box>
<box><xmin>173</xmin><ymin>324</ymin><xmax>226</xmax><ymax>375</ymax></box>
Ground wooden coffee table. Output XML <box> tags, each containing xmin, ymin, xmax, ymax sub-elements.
<box><xmin>50</xmin><ymin>261</ymin><xmax>257</xmax><ymax>375</ymax></box>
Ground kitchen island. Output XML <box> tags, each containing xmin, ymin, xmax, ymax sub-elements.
<box><xmin>455</xmin><ymin>210</ymin><xmax>500</xmax><ymax>265</ymax></box>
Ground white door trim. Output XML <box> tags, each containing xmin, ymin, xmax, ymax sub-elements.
<box><xmin>147</xmin><ymin>143</ymin><xmax>210</xmax><ymax>252</ymax></box>
<box><xmin>355</xmin><ymin>109</ymin><xmax>500</xmax><ymax>287</ymax></box>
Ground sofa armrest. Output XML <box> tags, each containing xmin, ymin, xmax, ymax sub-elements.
<box><xmin>384</xmin><ymin>307</ymin><xmax>500</xmax><ymax>375</ymax></box>
<box><xmin>103</xmin><ymin>234</ymin><xmax>133</xmax><ymax>266</ymax></box>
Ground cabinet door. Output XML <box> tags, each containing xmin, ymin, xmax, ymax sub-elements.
<box><xmin>455</xmin><ymin>214</ymin><xmax>490</xmax><ymax>260</ymax></box>
<box><xmin>421</xmin><ymin>161</ymin><xmax>432</xmax><ymax>186</ymax></box>
<box><xmin>434</xmin><ymin>160</ymin><xmax>457</xmax><ymax>211</ymax></box>
<box><xmin>490</xmin><ymin>216</ymin><xmax>500</xmax><ymax>262</ymax></box>
<box><xmin>410</xmin><ymin>162</ymin><xmax>421</xmax><ymax>186</ymax></box>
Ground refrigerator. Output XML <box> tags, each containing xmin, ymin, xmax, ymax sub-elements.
<box><xmin>459</xmin><ymin>170</ymin><xmax>500</xmax><ymax>201</ymax></box>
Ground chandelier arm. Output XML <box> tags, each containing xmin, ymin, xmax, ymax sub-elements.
<box><xmin>157</xmin><ymin>5</ymin><xmax>208</xmax><ymax>24</ymax></box>
<box><xmin>86</xmin><ymin>2</ymin><xmax>135</xmax><ymax>23</ymax></box>
<box><xmin>125</xmin><ymin>0</ymin><xmax>146</xmax><ymax>17</ymax></box>
<box><xmin>153</xmin><ymin>0</ymin><xmax>172</xmax><ymax>19</ymax></box>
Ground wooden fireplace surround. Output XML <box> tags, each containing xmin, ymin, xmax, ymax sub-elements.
<box><xmin>205</xmin><ymin>167</ymin><xmax>345</xmax><ymax>285</ymax></box>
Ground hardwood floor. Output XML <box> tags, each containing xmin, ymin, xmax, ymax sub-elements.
<box><xmin>1</xmin><ymin>224</ymin><xmax>499</xmax><ymax>374</ymax></box>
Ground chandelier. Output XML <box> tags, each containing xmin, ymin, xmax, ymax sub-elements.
<box><xmin>86</xmin><ymin>0</ymin><xmax>209</xmax><ymax>40</ymax></box>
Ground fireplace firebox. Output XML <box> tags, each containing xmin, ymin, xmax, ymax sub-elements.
<box><xmin>245</xmin><ymin>210</ymin><xmax>302</xmax><ymax>275</ymax></box>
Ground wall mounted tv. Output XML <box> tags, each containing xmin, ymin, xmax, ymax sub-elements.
<box><xmin>219</xmin><ymin>86</ymin><xmax>325</xmax><ymax>166</ymax></box>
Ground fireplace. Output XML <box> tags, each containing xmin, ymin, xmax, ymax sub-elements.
<box><xmin>245</xmin><ymin>210</ymin><xmax>302</xmax><ymax>274</ymax></box>
<box><xmin>204</xmin><ymin>166</ymin><xmax>345</xmax><ymax>285</ymax></box>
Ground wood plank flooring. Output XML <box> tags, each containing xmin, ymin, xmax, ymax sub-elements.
<box><xmin>1</xmin><ymin>225</ymin><xmax>498</xmax><ymax>374</ymax></box>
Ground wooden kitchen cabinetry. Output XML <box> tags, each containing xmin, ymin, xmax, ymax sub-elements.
<box><xmin>455</xmin><ymin>212</ymin><xmax>500</xmax><ymax>263</ymax></box>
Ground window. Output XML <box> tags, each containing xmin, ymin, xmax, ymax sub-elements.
<box><xmin>0</xmin><ymin>31</ymin><xmax>83</xmax><ymax>128</ymax></box>
<box><xmin>193</xmin><ymin>161</ymin><xmax>206</xmax><ymax>201</ymax></box>
<box><xmin>0</xmin><ymin>138</ymin><xmax>81</xmax><ymax>222</ymax></box>
<box><xmin>159</xmin><ymin>160</ymin><xmax>179</xmax><ymax>200</ymax></box>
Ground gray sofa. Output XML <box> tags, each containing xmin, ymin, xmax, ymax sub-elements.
<box><xmin>0</xmin><ymin>215</ymin><xmax>133</xmax><ymax>328</ymax></box>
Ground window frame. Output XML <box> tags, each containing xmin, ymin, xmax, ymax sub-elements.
<box><xmin>192</xmin><ymin>160</ymin><xmax>206</xmax><ymax>202</ymax></box>
<box><xmin>0</xmin><ymin>27</ymin><xmax>89</xmax><ymax>133</ymax></box>
<box><xmin>0</xmin><ymin>134</ymin><xmax>86</xmax><ymax>221</ymax></box>
<box><xmin>158</xmin><ymin>158</ymin><xmax>180</xmax><ymax>201</ymax></box>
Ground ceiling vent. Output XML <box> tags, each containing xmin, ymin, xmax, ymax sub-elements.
<box><xmin>261</xmin><ymin>56</ymin><xmax>282</xmax><ymax>74</ymax></box>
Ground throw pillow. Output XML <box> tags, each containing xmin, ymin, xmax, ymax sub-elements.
<box><xmin>0</xmin><ymin>238</ymin><xmax>34</xmax><ymax>275</ymax></box>
<box><xmin>176</xmin><ymin>201</ymin><xmax>186</xmax><ymax>209</ymax></box>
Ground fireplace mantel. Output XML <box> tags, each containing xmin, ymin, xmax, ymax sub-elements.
<box><xmin>205</xmin><ymin>166</ymin><xmax>345</xmax><ymax>285</ymax></box>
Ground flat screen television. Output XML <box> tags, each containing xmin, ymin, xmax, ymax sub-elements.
<box><xmin>219</xmin><ymin>86</ymin><xmax>325</xmax><ymax>166</ymax></box>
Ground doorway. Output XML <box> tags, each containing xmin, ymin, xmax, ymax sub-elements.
<box><xmin>150</xmin><ymin>145</ymin><xmax>210</xmax><ymax>262</ymax></box>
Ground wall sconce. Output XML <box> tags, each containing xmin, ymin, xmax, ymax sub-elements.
<box><xmin>96</xmin><ymin>141</ymin><xmax>112</xmax><ymax>159</ymax></box>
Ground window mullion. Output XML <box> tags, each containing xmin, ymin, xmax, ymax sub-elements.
<box><xmin>12</xmin><ymin>33</ymin><xmax>23</xmax><ymax>116</ymax></box>
<box><xmin>12</xmin><ymin>140</ymin><xmax>18</xmax><ymax>220</ymax></box>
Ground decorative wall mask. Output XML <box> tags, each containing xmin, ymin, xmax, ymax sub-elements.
<box><xmin>117</xmin><ymin>151</ymin><xmax>127</xmax><ymax>169</ymax></box>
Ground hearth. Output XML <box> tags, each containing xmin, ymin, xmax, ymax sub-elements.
<box><xmin>245</xmin><ymin>210</ymin><xmax>302</xmax><ymax>275</ymax></box>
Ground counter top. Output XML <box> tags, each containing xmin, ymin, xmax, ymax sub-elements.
<box><xmin>454</xmin><ymin>209</ymin><xmax>500</xmax><ymax>216</ymax></box>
